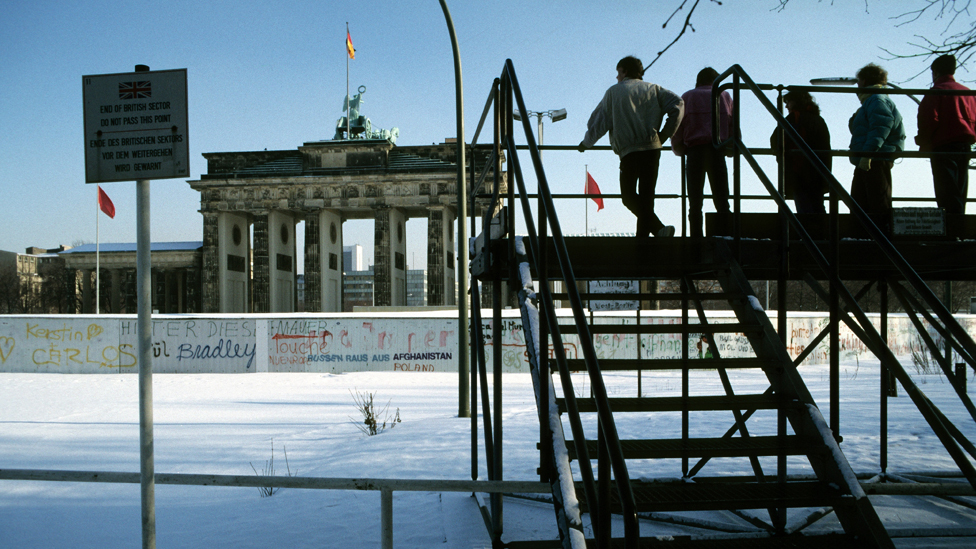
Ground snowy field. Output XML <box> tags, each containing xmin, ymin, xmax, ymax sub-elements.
<box><xmin>1</xmin><ymin>357</ymin><xmax>975</xmax><ymax>548</ymax></box>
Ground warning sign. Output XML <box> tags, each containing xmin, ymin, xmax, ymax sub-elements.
<box><xmin>83</xmin><ymin>69</ymin><xmax>188</xmax><ymax>183</ymax></box>
<box><xmin>893</xmin><ymin>207</ymin><xmax>944</xmax><ymax>236</ymax></box>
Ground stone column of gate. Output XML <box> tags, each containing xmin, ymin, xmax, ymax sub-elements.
<box><xmin>217</xmin><ymin>211</ymin><xmax>252</xmax><ymax>313</ymax></box>
<box><xmin>304</xmin><ymin>212</ymin><xmax>322</xmax><ymax>312</ymax></box>
<box><xmin>374</xmin><ymin>206</ymin><xmax>407</xmax><ymax>307</ymax></box>
<box><xmin>267</xmin><ymin>210</ymin><xmax>297</xmax><ymax>312</ymax></box>
<box><xmin>318</xmin><ymin>210</ymin><xmax>343</xmax><ymax>311</ymax></box>
<box><xmin>201</xmin><ymin>212</ymin><xmax>221</xmax><ymax>313</ymax></box>
<box><xmin>427</xmin><ymin>206</ymin><xmax>457</xmax><ymax>306</ymax></box>
<box><xmin>252</xmin><ymin>212</ymin><xmax>270</xmax><ymax>313</ymax></box>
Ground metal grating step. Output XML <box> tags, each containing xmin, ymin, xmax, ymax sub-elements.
<box><xmin>505</xmin><ymin>532</ymin><xmax>863</xmax><ymax>549</ymax></box>
<box><xmin>558</xmin><ymin>394</ymin><xmax>787</xmax><ymax>414</ymax></box>
<box><xmin>555</xmin><ymin>323</ymin><xmax>762</xmax><ymax>335</ymax></box>
<box><xmin>566</xmin><ymin>436</ymin><xmax>821</xmax><ymax>461</ymax></box>
<box><xmin>588</xmin><ymin>479</ymin><xmax>839</xmax><ymax>514</ymax></box>
<box><xmin>551</xmin><ymin>358</ymin><xmax>774</xmax><ymax>372</ymax></box>
<box><xmin>550</xmin><ymin>292</ymin><xmax>742</xmax><ymax>302</ymax></box>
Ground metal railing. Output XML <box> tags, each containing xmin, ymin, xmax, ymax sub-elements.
<box><xmin>0</xmin><ymin>468</ymin><xmax>548</xmax><ymax>549</ymax></box>
<box><xmin>713</xmin><ymin>65</ymin><xmax>976</xmax><ymax>488</ymax></box>
<box><xmin>463</xmin><ymin>63</ymin><xmax>976</xmax><ymax>545</ymax></box>
<box><xmin>467</xmin><ymin>59</ymin><xmax>641</xmax><ymax>547</ymax></box>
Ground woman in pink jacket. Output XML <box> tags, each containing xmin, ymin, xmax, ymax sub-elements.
<box><xmin>671</xmin><ymin>67</ymin><xmax>732</xmax><ymax>238</ymax></box>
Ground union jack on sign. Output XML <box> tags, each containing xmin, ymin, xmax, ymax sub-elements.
<box><xmin>118</xmin><ymin>81</ymin><xmax>152</xmax><ymax>99</ymax></box>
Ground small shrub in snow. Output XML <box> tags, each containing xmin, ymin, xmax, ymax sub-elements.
<box><xmin>249</xmin><ymin>439</ymin><xmax>294</xmax><ymax>497</ymax></box>
<box><xmin>350</xmin><ymin>389</ymin><xmax>401</xmax><ymax>436</ymax></box>
<box><xmin>909</xmin><ymin>334</ymin><xmax>940</xmax><ymax>375</ymax></box>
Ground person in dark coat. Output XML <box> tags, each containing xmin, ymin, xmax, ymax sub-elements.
<box><xmin>771</xmin><ymin>90</ymin><xmax>832</xmax><ymax>214</ymax></box>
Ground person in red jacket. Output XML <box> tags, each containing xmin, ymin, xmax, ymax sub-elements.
<box><xmin>916</xmin><ymin>54</ymin><xmax>976</xmax><ymax>215</ymax></box>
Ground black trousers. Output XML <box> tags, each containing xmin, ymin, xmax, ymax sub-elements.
<box><xmin>851</xmin><ymin>162</ymin><xmax>893</xmax><ymax>235</ymax></box>
<box><xmin>619</xmin><ymin>149</ymin><xmax>664</xmax><ymax>237</ymax></box>
<box><xmin>685</xmin><ymin>144</ymin><xmax>731</xmax><ymax>237</ymax></box>
<box><xmin>931</xmin><ymin>141</ymin><xmax>971</xmax><ymax>215</ymax></box>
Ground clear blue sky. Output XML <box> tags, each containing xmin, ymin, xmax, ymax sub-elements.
<box><xmin>0</xmin><ymin>1</ymin><xmax>962</xmax><ymax>269</ymax></box>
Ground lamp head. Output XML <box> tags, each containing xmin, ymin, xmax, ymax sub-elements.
<box><xmin>810</xmin><ymin>77</ymin><xmax>857</xmax><ymax>86</ymax></box>
<box><xmin>550</xmin><ymin>108</ymin><xmax>567</xmax><ymax>122</ymax></box>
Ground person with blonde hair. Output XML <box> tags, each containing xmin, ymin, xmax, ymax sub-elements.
<box><xmin>848</xmin><ymin>63</ymin><xmax>906</xmax><ymax>235</ymax></box>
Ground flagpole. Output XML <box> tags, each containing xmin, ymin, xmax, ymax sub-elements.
<box><xmin>585</xmin><ymin>166</ymin><xmax>589</xmax><ymax>237</ymax></box>
<box><xmin>96</xmin><ymin>185</ymin><xmax>100</xmax><ymax>314</ymax></box>
<box><xmin>346</xmin><ymin>22</ymin><xmax>350</xmax><ymax>140</ymax></box>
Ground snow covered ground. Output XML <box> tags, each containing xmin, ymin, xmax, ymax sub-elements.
<box><xmin>1</xmin><ymin>357</ymin><xmax>975</xmax><ymax>547</ymax></box>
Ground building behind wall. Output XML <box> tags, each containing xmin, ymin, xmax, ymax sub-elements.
<box><xmin>0</xmin><ymin>246</ymin><xmax>72</xmax><ymax>314</ymax></box>
<box><xmin>407</xmin><ymin>268</ymin><xmax>427</xmax><ymax>307</ymax></box>
<box><xmin>343</xmin><ymin>268</ymin><xmax>374</xmax><ymax>311</ymax></box>
<box><xmin>59</xmin><ymin>242</ymin><xmax>203</xmax><ymax>314</ymax></box>
<box><xmin>343</xmin><ymin>244</ymin><xmax>364</xmax><ymax>272</ymax></box>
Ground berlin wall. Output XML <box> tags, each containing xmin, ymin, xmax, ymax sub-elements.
<box><xmin>0</xmin><ymin>311</ymin><xmax>972</xmax><ymax>374</ymax></box>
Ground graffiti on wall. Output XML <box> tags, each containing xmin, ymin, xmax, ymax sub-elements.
<box><xmin>119</xmin><ymin>318</ymin><xmax>257</xmax><ymax>373</ymax></box>
<box><xmin>0</xmin><ymin>318</ymin><xmax>131</xmax><ymax>372</ymax></box>
<box><xmin>267</xmin><ymin>318</ymin><xmax>457</xmax><ymax>373</ymax></box>
<box><xmin>0</xmin><ymin>313</ymin><xmax>973</xmax><ymax>374</ymax></box>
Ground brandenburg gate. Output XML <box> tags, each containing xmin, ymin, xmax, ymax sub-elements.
<box><xmin>188</xmin><ymin>138</ymin><xmax>495</xmax><ymax>313</ymax></box>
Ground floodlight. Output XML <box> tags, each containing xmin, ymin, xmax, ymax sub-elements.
<box><xmin>810</xmin><ymin>77</ymin><xmax>857</xmax><ymax>85</ymax></box>
<box><xmin>550</xmin><ymin>108</ymin><xmax>567</xmax><ymax>122</ymax></box>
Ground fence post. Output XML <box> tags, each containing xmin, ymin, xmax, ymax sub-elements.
<box><xmin>381</xmin><ymin>488</ymin><xmax>393</xmax><ymax>549</ymax></box>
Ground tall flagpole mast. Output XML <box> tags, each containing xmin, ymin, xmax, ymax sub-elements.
<box><xmin>585</xmin><ymin>166</ymin><xmax>589</xmax><ymax>237</ymax></box>
<box><xmin>346</xmin><ymin>22</ymin><xmax>350</xmax><ymax>140</ymax></box>
<box><xmin>96</xmin><ymin>185</ymin><xmax>100</xmax><ymax>314</ymax></box>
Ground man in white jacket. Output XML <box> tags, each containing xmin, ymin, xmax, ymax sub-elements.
<box><xmin>579</xmin><ymin>56</ymin><xmax>684</xmax><ymax>237</ymax></box>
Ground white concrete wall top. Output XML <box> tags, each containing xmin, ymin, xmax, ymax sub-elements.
<box><xmin>1</xmin><ymin>311</ymin><xmax>971</xmax><ymax>374</ymax></box>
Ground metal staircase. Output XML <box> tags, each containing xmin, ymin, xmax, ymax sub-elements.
<box><xmin>467</xmin><ymin>60</ymin><xmax>976</xmax><ymax>548</ymax></box>
<box><xmin>509</xmin><ymin>237</ymin><xmax>891</xmax><ymax>548</ymax></box>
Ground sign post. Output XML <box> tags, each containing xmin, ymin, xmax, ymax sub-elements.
<box><xmin>83</xmin><ymin>65</ymin><xmax>188</xmax><ymax>549</ymax></box>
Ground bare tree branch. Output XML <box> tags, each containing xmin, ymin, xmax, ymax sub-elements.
<box><xmin>645</xmin><ymin>0</ymin><xmax>722</xmax><ymax>70</ymax></box>
<box><xmin>649</xmin><ymin>1</ymin><xmax>976</xmax><ymax>79</ymax></box>
<box><xmin>883</xmin><ymin>1</ymin><xmax>976</xmax><ymax>80</ymax></box>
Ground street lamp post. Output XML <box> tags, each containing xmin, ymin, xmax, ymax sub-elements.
<box><xmin>514</xmin><ymin>108</ymin><xmax>567</xmax><ymax>158</ymax></box>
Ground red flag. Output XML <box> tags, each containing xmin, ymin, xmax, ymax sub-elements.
<box><xmin>346</xmin><ymin>30</ymin><xmax>355</xmax><ymax>59</ymax></box>
<box><xmin>585</xmin><ymin>172</ymin><xmax>604</xmax><ymax>211</ymax></box>
<box><xmin>98</xmin><ymin>185</ymin><xmax>115</xmax><ymax>219</ymax></box>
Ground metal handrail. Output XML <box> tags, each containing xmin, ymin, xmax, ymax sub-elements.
<box><xmin>718</xmin><ymin>66</ymin><xmax>976</xmax><ymax>366</ymax></box>
<box><xmin>0</xmin><ymin>468</ymin><xmax>549</xmax><ymax>549</ymax></box>
<box><xmin>497</xmin><ymin>59</ymin><xmax>641</xmax><ymax>545</ymax></box>
<box><xmin>714</xmin><ymin>64</ymin><xmax>976</xmax><ymax>487</ymax></box>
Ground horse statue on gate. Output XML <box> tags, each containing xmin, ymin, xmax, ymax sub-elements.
<box><xmin>333</xmin><ymin>85</ymin><xmax>399</xmax><ymax>144</ymax></box>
